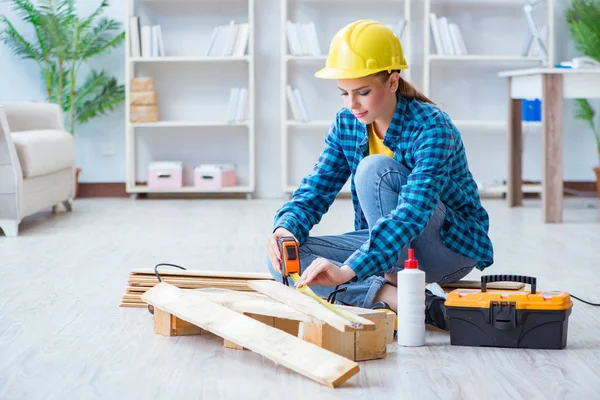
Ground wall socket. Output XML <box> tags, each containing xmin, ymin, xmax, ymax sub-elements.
<box><xmin>101</xmin><ymin>142</ymin><xmax>115</xmax><ymax>157</ymax></box>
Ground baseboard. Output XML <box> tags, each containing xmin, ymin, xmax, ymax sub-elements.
<box><xmin>75</xmin><ymin>181</ymin><xmax>598</xmax><ymax>198</ymax></box>
<box><xmin>77</xmin><ymin>183</ymin><xmax>128</xmax><ymax>198</ymax></box>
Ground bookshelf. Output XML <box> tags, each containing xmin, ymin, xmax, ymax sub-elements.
<box><xmin>422</xmin><ymin>0</ymin><xmax>555</xmax><ymax>127</ymax></box>
<box><xmin>125</xmin><ymin>0</ymin><xmax>255</xmax><ymax>198</ymax></box>
<box><xmin>422</xmin><ymin>0</ymin><xmax>555</xmax><ymax>196</ymax></box>
<box><xmin>281</xmin><ymin>0</ymin><xmax>412</xmax><ymax>195</ymax></box>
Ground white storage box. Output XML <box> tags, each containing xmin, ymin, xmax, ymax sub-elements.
<box><xmin>148</xmin><ymin>161</ymin><xmax>183</xmax><ymax>190</ymax></box>
<box><xmin>194</xmin><ymin>164</ymin><xmax>237</xmax><ymax>190</ymax></box>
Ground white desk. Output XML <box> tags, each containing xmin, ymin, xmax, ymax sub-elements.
<box><xmin>498</xmin><ymin>68</ymin><xmax>600</xmax><ymax>223</ymax></box>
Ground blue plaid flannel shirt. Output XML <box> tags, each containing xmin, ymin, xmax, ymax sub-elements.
<box><xmin>274</xmin><ymin>95</ymin><xmax>494</xmax><ymax>281</ymax></box>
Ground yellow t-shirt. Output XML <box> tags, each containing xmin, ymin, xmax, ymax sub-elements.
<box><xmin>368</xmin><ymin>123</ymin><xmax>394</xmax><ymax>158</ymax></box>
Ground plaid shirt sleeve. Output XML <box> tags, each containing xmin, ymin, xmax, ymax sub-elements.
<box><xmin>345</xmin><ymin>124</ymin><xmax>455</xmax><ymax>281</ymax></box>
<box><xmin>273</xmin><ymin>122</ymin><xmax>351</xmax><ymax>243</ymax></box>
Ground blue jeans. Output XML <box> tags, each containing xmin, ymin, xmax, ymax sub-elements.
<box><xmin>268</xmin><ymin>155</ymin><xmax>476</xmax><ymax>308</ymax></box>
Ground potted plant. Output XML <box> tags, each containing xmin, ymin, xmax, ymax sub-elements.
<box><xmin>565</xmin><ymin>0</ymin><xmax>600</xmax><ymax>197</ymax></box>
<box><xmin>0</xmin><ymin>0</ymin><xmax>125</xmax><ymax>197</ymax></box>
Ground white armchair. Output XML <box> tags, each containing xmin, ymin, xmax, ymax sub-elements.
<box><xmin>0</xmin><ymin>102</ymin><xmax>75</xmax><ymax>236</ymax></box>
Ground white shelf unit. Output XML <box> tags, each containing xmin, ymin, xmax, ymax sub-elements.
<box><xmin>125</xmin><ymin>0</ymin><xmax>255</xmax><ymax>197</ymax></box>
<box><xmin>281</xmin><ymin>0</ymin><xmax>412</xmax><ymax>194</ymax></box>
<box><xmin>422</xmin><ymin>0</ymin><xmax>554</xmax><ymax>128</ymax></box>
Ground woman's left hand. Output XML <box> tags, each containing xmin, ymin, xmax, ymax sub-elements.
<box><xmin>295</xmin><ymin>258</ymin><xmax>356</xmax><ymax>287</ymax></box>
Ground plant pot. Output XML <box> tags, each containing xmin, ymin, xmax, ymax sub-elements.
<box><xmin>594</xmin><ymin>166</ymin><xmax>600</xmax><ymax>198</ymax></box>
<box><xmin>75</xmin><ymin>167</ymin><xmax>82</xmax><ymax>199</ymax></box>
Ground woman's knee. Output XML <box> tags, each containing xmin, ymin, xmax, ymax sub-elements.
<box><xmin>355</xmin><ymin>155</ymin><xmax>389</xmax><ymax>187</ymax></box>
<box><xmin>355</xmin><ymin>155</ymin><xmax>409</xmax><ymax>189</ymax></box>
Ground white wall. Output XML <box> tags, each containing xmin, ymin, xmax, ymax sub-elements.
<box><xmin>0</xmin><ymin>0</ymin><xmax>598</xmax><ymax>198</ymax></box>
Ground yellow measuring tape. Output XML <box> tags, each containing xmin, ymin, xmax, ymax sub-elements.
<box><xmin>289</xmin><ymin>272</ymin><xmax>366</xmax><ymax>329</ymax></box>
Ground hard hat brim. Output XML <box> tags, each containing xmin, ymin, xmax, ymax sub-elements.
<box><xmin>314</xmin><ymin>65</ymin><xmax>408</xmax><ymax>80</ymax></box>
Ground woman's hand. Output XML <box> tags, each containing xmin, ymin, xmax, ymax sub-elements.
<box><xmin>295</xmin><ymin>258</ymin><xmax>356</xmax><ymax>287</ymax></box>
<box><xmin>266</xmin><ymin>227</ymin><xmax>297</xmax><ymax>273</ymax></box>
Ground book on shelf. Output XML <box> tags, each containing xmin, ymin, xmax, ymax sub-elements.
<box><xmin>285</xmin><ymin>85</ymin><xmax>309</xmax><ymax>121</ymax></box>
<box><xmin>227</xmin><ymin>87</ymin><xmax>248</xmax><ymax>122</ymax></box>
<box><xmin>206</xmin><ymin>21</ymin><xmax>250</xmax><ymax>57</ymax></box>
<box><xmin>129</xmin><ymin>17</ymin><xmax>165</xmax><ymax>57</ymax></box>
<box><xmin>286</xmin><ymin>21</ymin><xmax>321</xmax><ymax>56</ymax></box>
<box><xmin>429</xmin><ymin>13</ymin><xmax>468</xmax><ymax>56</ymax></box>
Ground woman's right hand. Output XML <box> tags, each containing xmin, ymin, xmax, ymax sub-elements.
<box><xmin>267</xmin><ymin>227</ymin><xmax>297</xmax><ymax>273</ymax></box>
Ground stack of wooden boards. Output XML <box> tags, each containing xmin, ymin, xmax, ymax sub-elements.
<box><xmin>142</xmin><ymin>281</ymin><xmax>396</xmax><ymax>388</ymax></box>
<box><xmin>120</xmin><ymin>269</ymin><xmax>275</xmax><ymax>308</ymax></box>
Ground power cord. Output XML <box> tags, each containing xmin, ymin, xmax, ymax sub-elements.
<box><xmin>570</xmin><ymin>294</ymin><xmax>600</xmax><ymax>307</ymax></box>
<box><xmin>154</xmin><ymin>262</ymin><xmax>187</xmax><ymax>282</ymax></box>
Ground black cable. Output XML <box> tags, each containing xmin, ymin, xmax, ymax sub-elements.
<box><xmin>154</xmin><ymin>263</ymin><xmax>187</xmax><ymax>282</ymax></box>
<box><xmin>570</xmin><ymin>294</ymin><xmax>600</xmax><ymax>307</ymax></box>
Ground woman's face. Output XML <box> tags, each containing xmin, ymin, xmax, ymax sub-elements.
<box><xmin>337</xmin><ymin>73</ymin><xmax>398</xmax><ymax>124</ymax></box>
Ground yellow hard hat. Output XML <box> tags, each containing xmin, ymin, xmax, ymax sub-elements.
<box><xmin>314</xmin><ymin>20</ymin><xmax>408</xmax><ymax>80</ymax></box>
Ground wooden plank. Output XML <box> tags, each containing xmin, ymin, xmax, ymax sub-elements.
<box><xmin>249</xmin><ymin>280</ymin><xmax>376</xmax><ymax>333</ymax></box>
<box><xmin>384</xmin><ymin>312</ymin><xmax>396</xmax><ymax>345</ymax></box>
<box><xmin>302</xmin><ymin>306</ymin><xmax>389</xmax><ymax>361</ymax></box>
<box><xmin>154</xmin><ymin>308</ymin><xmax>205</xmax><ymax>336</ymax></box>
<box><xmin>128</xmin><ymin>277</ymin><xmax>253</xmax><ymax>287</ymax></box>
<box><xmin>141</xmin><ymin>283</ymin><xmax>359</xmax><ymax>388</ymax></box>
<box><xmin>128</xmin><ymin>279</ymin><xmax>253</xmax><ymax>290</ymax></box>
<box><xmin>119</xmin><ymin>302</ymin><xmax>146</xmax><ymax>308</ymax></box>
<box><xmin>542</xmin><ymin>73</ymin><xmax>564</xmax><ymax>223</ymax></box>
<box><xmin>508</xmin><ymin>77</ymin><xmax>523</xmax><ymax>207</ymax></box>
<box><xmin>354</xmin><ymin>312</ymin><xmax>387</xmax><ymax>361</ymax></box>
<box><xmin>303</xmin><ymin>323</ymin><xmax>356</xmax><ymax>361</ymax></box>
<box><xmin>130</xmin><ymin>269</ymin><xmax>274</xmax><ymax>280</ymax></box>
<box><xmin>192</xmin><ymin>288</ymin><xmax>313</xmax><ymax>322</ymax></box>
<box><xmin>224</xmin><ymin>313</ymin><xmax>274</xmax><ymax>350</ymax></box>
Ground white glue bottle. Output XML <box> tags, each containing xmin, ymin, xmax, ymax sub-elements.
<box><xmin>396</xmin><ymin>247</ymin><xmax>426</xmax><ymax>347</ymax></box>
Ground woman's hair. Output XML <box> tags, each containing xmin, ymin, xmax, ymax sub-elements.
<box><xmin>373</xmin><ymin>70</ymin><xmax>435</xmax><ymax>105</ymax></box>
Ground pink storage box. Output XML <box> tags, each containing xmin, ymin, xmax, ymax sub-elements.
<box><xmin>148</xmin><ymin>161</ymin><xmax>183</xmax><ymax>190</ymax></box>
<box><xmin>194</xmin><ymin>164</ymin><xmax>237</xmax><ymax>189</ymax></box>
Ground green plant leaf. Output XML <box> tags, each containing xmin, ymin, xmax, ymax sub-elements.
<box><xmin>0</xmin><ymin>17</ymin><xmax>42</xmax><ymax>60</ymax></box>
<box><xmin>77</xmin><ymin>17</ymin><xmax>124</xmax><ymax>60</ymax></box>
<box><xmin>75</xmin><ymin>72</ymin><xmax>124</xmax><ymax>125</ymax></box>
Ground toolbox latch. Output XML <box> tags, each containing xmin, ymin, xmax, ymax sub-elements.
<box><xmin>489</xmin><ymin>301</ymin><xmax>518</xmax><ymax>330</ymax></box>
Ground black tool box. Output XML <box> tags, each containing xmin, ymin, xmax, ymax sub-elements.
<box><xmin>444</xmin><ymin>275</ymin><xmax>573</xmax><ymax>349</ymax></box>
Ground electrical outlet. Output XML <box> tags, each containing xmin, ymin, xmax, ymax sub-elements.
<box><xmin>101</xmin><ymin>142</ymin><xmax>115</xmax><ymax>157</ymax></box>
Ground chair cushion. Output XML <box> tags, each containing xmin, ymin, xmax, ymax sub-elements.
<box><xmin>11</xmin><ymin>129</ymin><xmax>75</xmax><ymax>178</ymax></box>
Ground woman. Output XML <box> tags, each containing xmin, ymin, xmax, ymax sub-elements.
<box><xmin>266</xmin><ymin>20</ymin><xmax>493</xmax><ymax>328</ymax></box>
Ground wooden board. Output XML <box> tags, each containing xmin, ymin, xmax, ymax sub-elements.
<box><xmin>128</xmin><ymin>277</ymin><xmax>252</xmax><ymax>288</ymax></box>
<box><xmin>192</xmin><ymin>289</ymin><xmax>314</xmax><ymax>322</ymax></box>
<box><xmin>141</xmin><ymin>283</ymin><xmax>359</xmax><ymax>388</ymax></box>
<box><xmin>154</xmin><ymin>308</ymin><xmax>205</xmax><ymax>336</ymax></box>
<box><xmin>130</xmin><ymin>269</ymin><xmax>274</xmax><ymax>280</ymax></box>
<box><xmin>249</xmin><ymin>280</ymin><xmax>375</xmax><ymax>333</ymax></box>
<box><xmin>303</xmin><ymin>306</ymin><xmax>389</xmax><ymax>361</ymax></box>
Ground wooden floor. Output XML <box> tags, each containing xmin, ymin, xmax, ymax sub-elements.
<box><xmin>1</xmin><ymin>197</ymin><xmax>599</xmax><ymax>399</ymax></box>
